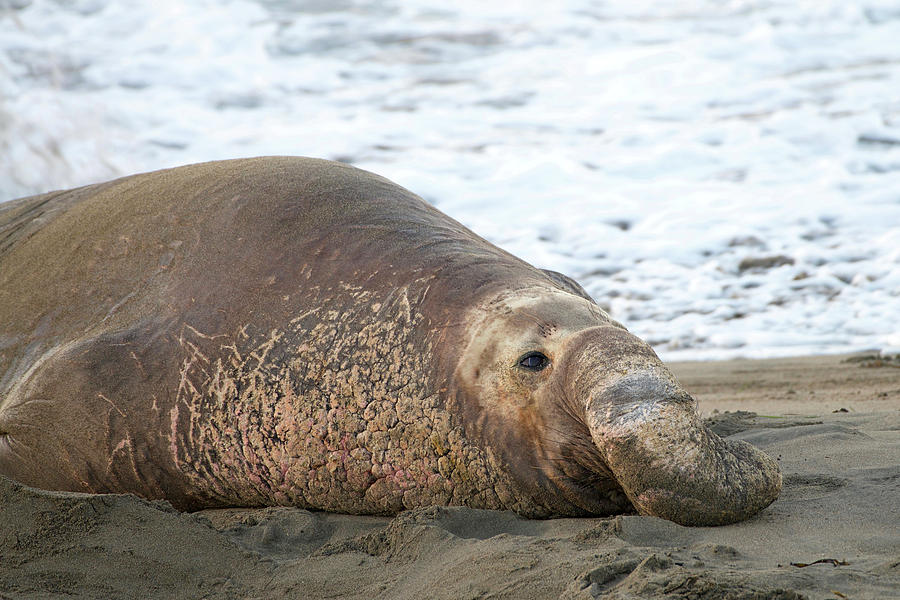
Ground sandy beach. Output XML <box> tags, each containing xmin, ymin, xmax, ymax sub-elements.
<box><xmin>1</xmin><ymin>352</ymin><xmax>898</xmax><ymax>600</ymax></box>
<box><xmin>3</xmin><ymin>3</ymin><xmax>899</xmax><ymax>598</ymax></box>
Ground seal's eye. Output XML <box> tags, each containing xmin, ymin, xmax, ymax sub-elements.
<box><xmin>518</xmin><ymin>351</ymin><xmax>549</xmax><ymax>372</ymax></box>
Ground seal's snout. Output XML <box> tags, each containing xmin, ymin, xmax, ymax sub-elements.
<box><xmin>579</xmin><ymin>367</ymin><xmax>781</xmax><ymax>527</ymax></box>
<box><xmin>596</xmin><ymin>372</ymin><xmax>695</xmax><ymax>415</ymax></box>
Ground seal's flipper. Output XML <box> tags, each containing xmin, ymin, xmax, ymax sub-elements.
<box><xmin>0</xmin><ymin>322</ymin><xmax>197</xmax><ymax>506</ymax></box>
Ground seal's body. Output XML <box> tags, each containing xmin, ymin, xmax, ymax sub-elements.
<box><xmin>0</xmin><ymin>158</ymin><xmax>780</xmax><ymax>525</ymax></box>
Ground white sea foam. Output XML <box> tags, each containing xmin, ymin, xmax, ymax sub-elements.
<box><xmin>2</xmin><ymin>0</ymin><xmax>899</xmax><ymax>360</ymax></box>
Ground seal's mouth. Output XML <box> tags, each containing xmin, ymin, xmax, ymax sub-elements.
<box><xmin>546</xmin><ymin>422</ymin><xmax>636</xmax><ymax>516</ymax></box>
<box><xmin>563</xmin><ymin>474</ymin><xmax>635</xmax><ymax>516</ymax></box>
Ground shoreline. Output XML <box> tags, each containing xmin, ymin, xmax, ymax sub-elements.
<box><xmin>671</xmin><ymin>351</ymin><xmax>900</xmax><ymax>416</ymax></box>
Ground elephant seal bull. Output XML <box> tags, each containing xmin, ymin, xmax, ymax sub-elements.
<box><xmin>0</xmin><ymin>157</ymin><xmax>781</xmax><ymax>526</ymax></box>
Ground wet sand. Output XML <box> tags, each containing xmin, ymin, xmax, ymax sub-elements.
<box><xmin>2</xmin><ymin>353</ymin><xmax>898</xmax><ymax>599</ymax></box>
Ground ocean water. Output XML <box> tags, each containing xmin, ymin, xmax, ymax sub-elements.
<box><xmin>2</xmin><ymin>0</ymin><xmax>900</xmax><ymax>360</ymax></box>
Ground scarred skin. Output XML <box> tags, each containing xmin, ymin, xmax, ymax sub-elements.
<box><xmin>0</xmin><ymin>157</ymin><xmax>781</xmax><ymax>525</ymax></box>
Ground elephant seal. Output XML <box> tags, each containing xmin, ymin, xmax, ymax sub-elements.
<box><xmin>0</xmin><ymin>157</ymin><xmax>781</xmax><ymax>526</ymax></box>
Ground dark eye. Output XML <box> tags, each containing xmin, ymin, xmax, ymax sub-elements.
<box><xmin>518</xmin><ymin>351</ymin><xmax>549</xmax><ymax>372</ymax></box>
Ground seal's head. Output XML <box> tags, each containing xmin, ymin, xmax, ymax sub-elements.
<box><xmin>454</xmin><ymin>278</ymin><xmax>781</xmax><ymax>526</ymax></box>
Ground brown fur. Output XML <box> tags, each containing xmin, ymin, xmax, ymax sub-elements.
<box><xmin>0</xmin><ymin>157</ymin><xmax>780</xmax><ymax>524</ymax></box>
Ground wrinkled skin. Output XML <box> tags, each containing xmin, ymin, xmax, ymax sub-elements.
<box><xmin>0</xmin><ymin>157</ymin><xmax>781</xmax><ymax>525</ymax></box>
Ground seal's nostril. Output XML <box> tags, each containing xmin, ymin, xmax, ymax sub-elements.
<box><xmin>588</xmin><ymin>372</ymin><xmax>683</xmax><ymax>414</ymax></box>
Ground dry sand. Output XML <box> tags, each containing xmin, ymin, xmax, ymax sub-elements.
<box><xmin>1</xmin><ymin>353</ymin><xmax>898</xmax><ymax>599</ymax></box>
